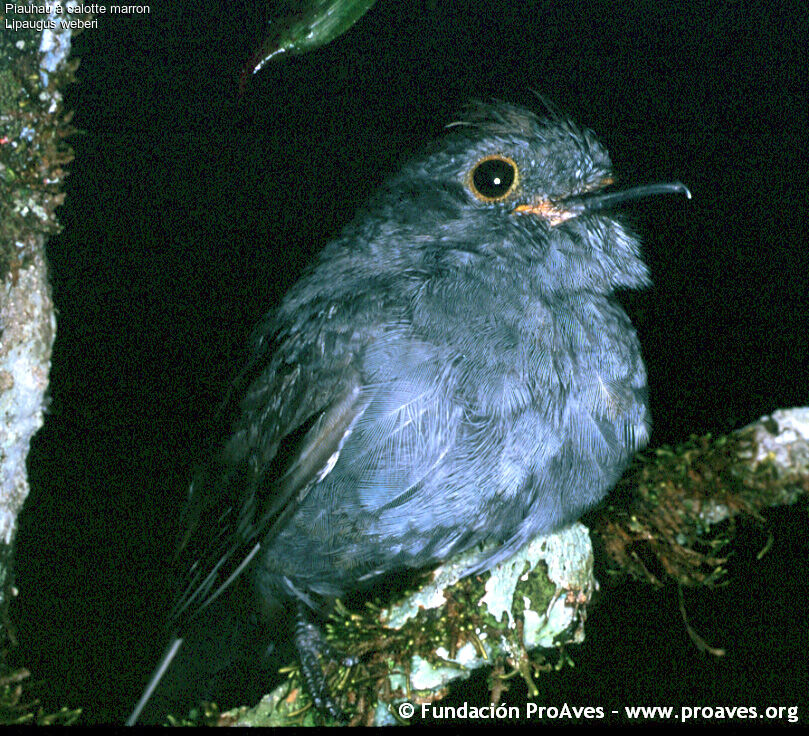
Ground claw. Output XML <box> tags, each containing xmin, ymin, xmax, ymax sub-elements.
<box><xmin>294</xmin><ymin>605</ymin><xmax>353</xmax><ymax>721</ymax></box>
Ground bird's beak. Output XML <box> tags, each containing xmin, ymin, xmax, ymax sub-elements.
<box><xmin>513</xmin><ymin>181</ymin><xmax>691</xmax><ymax>226</ymax></box>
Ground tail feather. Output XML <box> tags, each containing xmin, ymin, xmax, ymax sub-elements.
<box><xmin>126</xmin><ymin>638</ymin><xmax>184</xmax><ymax>725</ymax></box>
<box><xmin>127</xmin><ymin>585</ymin><xmax>290</xmax><ymax>724</ymax></box>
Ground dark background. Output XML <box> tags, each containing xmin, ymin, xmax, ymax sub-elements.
<box><xmin>13</xmin><ymin>0</ymin><xmax>809</xmax><ymax>724</ymax></box>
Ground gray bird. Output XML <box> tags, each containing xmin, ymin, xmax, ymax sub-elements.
<box><xmin>128</xmin><ymin>101</ymin><xmax>689</xmax><ymax>723</ymax></box>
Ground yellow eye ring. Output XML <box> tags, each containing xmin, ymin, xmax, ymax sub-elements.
<box><xmin>468</xmin><ymin>155</ymin><xmax>520</xmax><ymax>202</ymax></box>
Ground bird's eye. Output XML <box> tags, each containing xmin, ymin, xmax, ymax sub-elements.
<box><xmin>469</xmin><ymin>155</ymin><xmax>519</xmax><ymax>202</ymax></box>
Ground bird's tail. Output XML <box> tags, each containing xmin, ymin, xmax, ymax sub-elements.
<box><xmin>126</xmin><ymin>584</ymin><xmax>292</xmax><ymax>725</ymax></box>
<box><xmin>126</xmin><ymin>638</ymin><xmax>185</xmax><ymax>725</ymax></box>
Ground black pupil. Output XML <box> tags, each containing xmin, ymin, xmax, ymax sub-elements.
<box><xmin>473</xmin><ymin>158</ymin><xmax>515</xmax><ymax>199</ymax></box>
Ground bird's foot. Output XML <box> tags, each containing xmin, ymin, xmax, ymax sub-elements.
<box><xmin>294</xmin><ymin>605</ymin><xmax>356</xmax><ymax>721</ymax></box>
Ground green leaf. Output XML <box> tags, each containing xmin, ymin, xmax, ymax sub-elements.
<box><xmin>250</xmin><ymin>0</ymin><xmax>378</xmax><ymax>74</ymax></box>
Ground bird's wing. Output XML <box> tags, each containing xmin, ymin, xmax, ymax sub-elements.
<box><xmin>168</xmin><ymin>299</ymin><xmax>374</xmax><ymax>623</ymax></box>
<box><xmin>129</xmin><ymin>320</ymin><xmax>371</xmax><ymax>723</ymax></box>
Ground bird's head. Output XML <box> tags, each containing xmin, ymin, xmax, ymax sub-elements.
<box><xmin>350</xmin><ymin>101</ymin><xmax>688</xmax><ymax>295</ymax></box>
